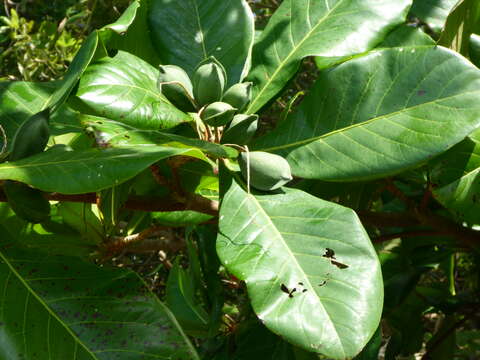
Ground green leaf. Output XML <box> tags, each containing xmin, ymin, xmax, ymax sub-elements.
<box><xmin>0</xmin><ymin>241</ymin><xmax>199</xmax><ymax>360</ymax></box>
<box><xmin>100</xmin><ymin>0</ymin><xmax>162</xmax><ymax>66</ymax></box>
<box><xmin>75</xmin><ymin>51</ymin><xmax>189</xmax><ymax>130</ymax></box>
<box><xmin>0</xmin><ymin>82</ymin><xmax>81</xmax><ymax>151</ymax></box>
<box><xmin>431</xmin><ymin>128</ymin><xmax>480</xmax><ymax>225</ymax></box>
<box><xmin>57</xmin><ymin>202</ymin><xmax>105</xmax><ymax>244</ymax></box>
<box><xmin>0</xmin><ymin>145</ymin><xmax>207</xmax><ymax>194</ymax></box>
<box><xmin>152</xmin><ymin>211</ymin><xmax>213</xmax><ymax>227</ymax></box>
<box><xmin>409</xmin><ymin>0</ymin><xmax>458</xmax><ymax>32</ymax></box>
<box><xmin>0</xmin><ymin>203</ymin><xmax>97</xmax><ymax>257</ymax></box>
<box><xmin>353</xmin><ymin>325</ymin><xmax>382</xmax><ymax>360</ymax></box>
<box><xmin>44</xmin><ymin>31</ymin><xmax>100</xmax><ymax>112</ymax></box>
<box><xmin>469</xmin><ymin>33</ymin><xmax>480</xmax><ymax>67</ymax></box>
<box><xmin>253</xmin><ymin>46</ymin><xmax>480</xmax><ymax>181</ymax></box>
<box><xmin>438</xmin><ymin>0</ymin><xmax>480</xmax><ymax>56</ymax></box>
<box><xmin>217</xmin><ymin>176</ymin><xmax>383</xmax><ymax>358</ymax></box>
<box><xmin>82</xmin><ymin>116</ymin><xmax>238</xmax><ymax>159</ymax></box>
<box><xmin>378</xmin><ymin>25</ymin><xmax>435</xmax><ymax>48</ymax></box>
<box><xmin>245</xmin><ymin>0</ymin><xmax>411</xmax><ymax>113</ymax></box>
<box><xmin>233</xmin><ymin>321</ymin><xmax>309</xmax><ymax>360</ymax></box>
<box><xmin>166</xmin><ymin>260</ymin><xmax>209</xmax><ymax>337</ymax></box>
<box><xmin>148</xmin><ymin>0</ymin><xmax>255</xmax><ymax>87</ymax></box>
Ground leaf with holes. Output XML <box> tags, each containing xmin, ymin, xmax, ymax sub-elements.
<box><xmin>245</xmin><ymin>0</ymin><xmax>411</xmax><ymax>113</ymax></box>
<box><xmin>217</xmin><ymin>175</ymin><xmax>383</xmax><ymax>359</ymax></box>
<box><xmin>0</xmin><ymin>239</ymin><xmax>199</xmax><ymax>359</ymax></box>
<box><xmin>74</xmin><ymin>51</ymin><xmax>189</xmax><ymax>130</ymax></box>
<box><xmin>253</xmin><ymin>46</ymin><xmax>480</xmax><ymax>181</ymax></box>
<box><xmin>0</xmin><ymin>145</ymin><xmax>207</xmax><ymax>194</ymax></box>
<box><xmin>149</xmin><ymin>0</ymin><xmax>254</xmax><ymax>87</ymax></box>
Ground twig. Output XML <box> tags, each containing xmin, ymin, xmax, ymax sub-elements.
<box><xmin>0</xmin><ymin>188</ymin><xmax>219</xmax><ymax>216</ymax></box>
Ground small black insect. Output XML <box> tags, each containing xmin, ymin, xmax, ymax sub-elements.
<box><xmin>280</xmin><ymin>284</ymin><xmax>296</xmax><ymax>298</ymax></box>
<box><xmin>318</xmin><ymin>280</ymin><xmax>327</xmax><ymax>287</ymax></box>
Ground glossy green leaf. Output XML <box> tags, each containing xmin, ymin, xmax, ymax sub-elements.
<box><xmin>166</xmin><ymin>260</ymin><xmax>209</xmax><ymax>337</ymax></box>
<box><xmin>0</xmin><ymin>240</ymin><xmax>199</xmax><ymax>360</ymax></box>
<box><xmin>253</xmin><ymin>46</ymin><xmax>480</xmax><ymax>181</ymax></box>
<box><xmin>431</xmin><ymin>128</ymin><xmax>480</xmax><ymax>224</ymax></box>
<box><xmin>245</xmin><ymin>0</ymin><xmax>411</xmax><ymax>113</ymax></box>
<box><xmin>75</xmin><ymin>51</ymin><xmax>189</xmax><ymax>130</ymax></box>
<box><xmin>378</xmin><ymin>25</ymin><xmax>435</xmax><ymax>48</ymax></box>
<box><xmin>149</xmin><ymin>0</ymin><xmax>255</xmax><ymax>87</ymax></box>
<box><xmin>217</xmin><ymin>176</ymin><xmax>383</xmax><ymax>358</ymax></box>
<box><xmin>409</xmin><ymin>0</ymin><xmax>458</xmax><ymax>32</ymax></box>
<box><xmin>100</xmin><ymin>0</ymin><xmax>162</xmax><ymax>66</ymax></box>
<box><xmin>0</xmin><ymin>145</ymin><xmax>206</xmax><ymax>194</ymax></box>
<box><xmin>82</xmin><ymin>116</ymin><xmax>238</xmax><ymax>159</ymax></box>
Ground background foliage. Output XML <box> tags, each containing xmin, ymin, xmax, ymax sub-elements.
<box><xmin>0</xmin><ymin>0</ymin><xmax>480</xmax><ymax>359</ymax></box>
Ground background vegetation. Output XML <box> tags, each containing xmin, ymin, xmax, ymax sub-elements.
<box><xmin>0</xmin><ymin>1</ymin><xmax>479</xmax><ymax>359</ymax></box>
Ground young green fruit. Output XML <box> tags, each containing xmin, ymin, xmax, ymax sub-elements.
<box><xmin>10</xmin><ymin>109</ymin><xmax>50</xmax><ymax>161</ymax></box>
<box><xmin>193</xmin><ymin>57</ymin><xmax>226</xmax><ymax>106</ymax></box>
<box><xmin>201</xmin><ymin>102</ymin><xmax>236</xmax><ymax>127</ymax></box>
<box><xmin>238</xmin><ymin>151</ymin><xmax>293</xmax><ymax>191</ymax></box>
<box><xmin>3</xmin><ymin>181</ymin><xmax>50</xmax><ymax>223</ymax></box>
<box><xmin>222</xmin><ymin>82</ymin><xmax>252</xmax><ymax>112</ymax></box>
<box><xmin>157</xmin><ymin>65</ymin><xmax>196</xmax><ymax>112</ymax></box>
<box><xmin>221</xmin><ymin>114</ymin><xmax>258</xmax><ymax>145</ymax></box>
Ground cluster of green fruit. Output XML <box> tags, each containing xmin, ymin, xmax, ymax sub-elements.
<box><xmin>157</xmin><ymin>56</ymin><xmax>257</xmax><ymax>145</ymax></box>
<box><xmin>157</xmin><ymin>57</ymin><xmax>292</xmax><ymax>192</ymax></box>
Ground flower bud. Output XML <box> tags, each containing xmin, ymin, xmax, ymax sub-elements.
<box><xmin>157</xmin><ymin>65</ymin><xmax>196</xmax><ymax>112</ymax></box>
<box><xmin>222</xmin><ymin>82</ymin><xmax>252</xmax><ymax>112</ymax></box>
<box><xmin>201</xmin><ymin>102</ymin><xmax>236</xmax><ymax>127</ymax></box>
<box><xmin>193</xmin><ymin>57</ymin><xmax>226</xmax><ymax>106</ymax></box>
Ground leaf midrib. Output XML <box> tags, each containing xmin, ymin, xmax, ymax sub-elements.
<box><xmin>258</xmin><ymin>89</ymin><xmax>480</xmax><ymax>152</ymax></box>
<box><xmin>0</xmin><ymin>148</ymin><xmax>188</xmax><ymax>171</ymax></box>
<box><xmin>244</xmin><ymin>188</ymin><xmax>345</xmax><ymax>356</ymax></box>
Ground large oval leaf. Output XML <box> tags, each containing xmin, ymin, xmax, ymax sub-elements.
<box><xmin>0</xmin><ymin>239</ymin><xmax>199</xmax><ymax>359</ymax></box>
<box><xmin>431</xmin><ymin>127</ymin><xmax>480</xmax><ymax>225</ymax></box>
<box><xmin>75</xmin><ymin>51</ymin><xmax>189</xmax><ymax>130</ymax></box>
<box><xmin>148</xmin><ymin>0</ymin><xmax>255</xmax><ymax>86</ymax></box>
<box><xmin>245</xmin><ymin>0</ymin><xmax>411</xmax><ymax>113</ymax></box>
<box><xmin>254</xmin><ymin>46</ymin><xmax>480</xmax><ymax>181</ymax></box>
<box><xmin>0</xmin><ymin>145</ymin><xmax>206</xmax><ymax>194</ymax></box>
<box><xmin>216</xmin><ymin>176</ymin><xmax>383</xmax><ymax>359</ymax></box>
